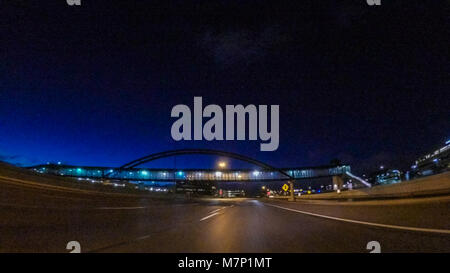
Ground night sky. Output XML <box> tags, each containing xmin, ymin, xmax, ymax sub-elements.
<box><xmin>0</xmin><ymin>1</ymin><xmax>449</xmax><ymax>174</ymax></box>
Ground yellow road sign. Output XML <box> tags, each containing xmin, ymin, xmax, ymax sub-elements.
<box><xmin>282</xmin><ymin>184</ymin><xmax>289</xmax><ymax>192</ymax></box>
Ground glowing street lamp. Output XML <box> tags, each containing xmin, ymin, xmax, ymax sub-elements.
<box><xmin>218</xmin><ymin>161</ymin><xmax>227</xmax><ymax>169</ymax></box>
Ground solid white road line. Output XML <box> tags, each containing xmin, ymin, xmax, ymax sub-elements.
<box><xmin>200</xmin><ymin>212</ymin><xmax>221</xmax><ymax>221</ymax></box>
<box><xmin>265</xmin><ymin>203</ymin><xmax>450</xmax><ymax>235</ymax></box>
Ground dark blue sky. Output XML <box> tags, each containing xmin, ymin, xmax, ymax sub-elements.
<box><xmin>0</xmin><ymin>1</ymin><xmax>449</xmax><ymax>173</ymax></box>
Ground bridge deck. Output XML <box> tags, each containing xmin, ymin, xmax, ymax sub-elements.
<box><xmin>29</xmin><ymin>165</ymin><xmax>351</xmax><ymax>182</ymax></box>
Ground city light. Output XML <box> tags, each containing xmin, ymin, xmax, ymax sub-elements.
<box><xmin>218</xmin><ymin>161</ymin><xmax>227</xmax><ymax>168</ymax></box>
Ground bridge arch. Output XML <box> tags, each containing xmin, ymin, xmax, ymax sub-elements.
<box><xmin>118</xmin><ymin>148</ymin><xmax>292</xmax><ymax>179</ymax></box>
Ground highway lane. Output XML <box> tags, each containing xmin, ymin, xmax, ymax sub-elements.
<box><xmin>1</xmin><ymin>175</ymin><xmax>449</xmax><ymax>253</ymax></box>
<box><xmin>105</xmin><ymin>198</ymin><xmax>450</xmax><ymax>253</ymax></box>
<box><xmin>0</xmin><ymin>176</ymin><xmax>238</xmax><ymax>252</ymax></box>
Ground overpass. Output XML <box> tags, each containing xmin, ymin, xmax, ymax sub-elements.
<box><xmin>28</xmin><ymin>149</ymin><xmax>372</xmax><ymax>199</ymax></box>
<box><xmin>30</xmin><ymin>164</ymin><xmax>351</xmax><ymax>182</ymax></box>
<box><xmin>29</xmin><ymin>149</ymin><xmax>353</xmax><ymax>183</ymax></box>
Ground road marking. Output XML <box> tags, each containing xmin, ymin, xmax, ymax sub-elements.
<box><xmin>265</xmin><ymin>203</ymin><xmax>450</xmax><ymax>235</ymax></box>
<box><xmin>0</xmin><ymin>176</ymin><xmax>144</xmax><ymax>197</ymax></box>
<box><xmin>0</xmin><ymin>203</ymin><xmax>42</xmax><ymax>209</ymax></box>
<box><xmin>208</xmin><ymin>206</ymin><xmax>226</xmax><ymax>214</ymax></box>
<box><xmin>0</xmin><ymin>202</ymin><xmax>149</xmax><ymax>211</ymax></box>
<box><xmin>96</xmin><ymin>206</ymin><xmax>147</xmax><ymax>210</ymax></box>
<box><xmin>200</xmin><ymin>212</ymin><xmax>221</xmax><ymax>221</ymax></box>
<box><xmin>136</xmin><ymin>235</ymin><xmax>150</xmax><ymax>240</ymax></box>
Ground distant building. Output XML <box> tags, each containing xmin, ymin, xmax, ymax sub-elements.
<box><xmin>368</xmin><ymin>168</ymin><xmax>402</xmax><ymax>185</ymax></box>
<box><xmin>374</xmin><ymin>169</ymin><xmax>402</xmax><ymax>185</ymax></box>
<box><xmin>411</xmin><ymin>139</ymin><xmax>450</xmax><ymax>178</ymax></box>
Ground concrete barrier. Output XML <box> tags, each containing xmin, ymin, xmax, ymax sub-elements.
<box><xmin>294</xmin><ymin>172</ymin><xmax>450</xmax><ymax>200</ymax></box>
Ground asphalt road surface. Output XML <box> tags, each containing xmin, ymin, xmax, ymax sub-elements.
<box><xmin>1</xmin><ymin>175</ymin><xmax>449</xmax><ymax>253</ymax></box>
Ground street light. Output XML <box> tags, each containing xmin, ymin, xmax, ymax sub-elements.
<box><xmin>218</xmin><ymin>161</ymin><xmax>227</xmax><ymax>168</ymax></box>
